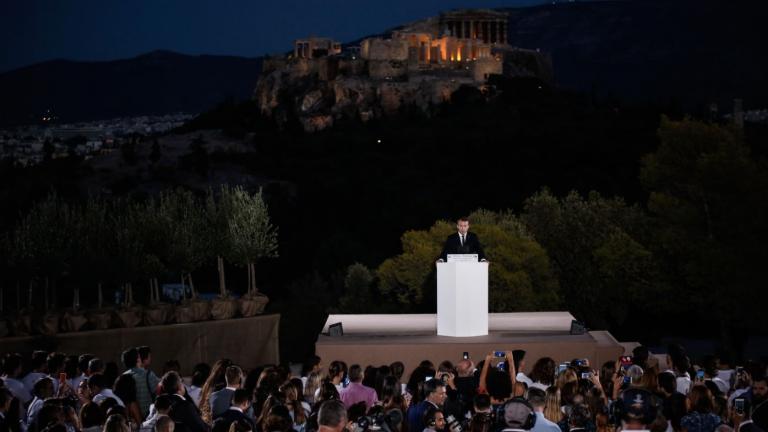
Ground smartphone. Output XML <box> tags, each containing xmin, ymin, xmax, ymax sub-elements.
<box><xmin>494</xmin><ymin>351</ymin><xmax>506</xmax><ymax>358</ymax></box>
<box><xmin>623</xmin><ymin>376</ymin><xmax>632</xmax><ymax>385</ymax></box>
<box><xmin>619</xmin><ymin>356</ymin><xmax>633</xmax><ymax>369</ymax></box>
<box><xmin>463</xmin><ymin>352</ymin><xmax>470</xmax><ymax>360</ymax></box>
<box><xmin>557</xmin><ymin>363</ymin><xmax>569</xmax><ymax>374</ymax></box>
<box><xmin>497</xmin><ymin>361</ymin><xmax>507</xmax><ymax>372</ymax></box>
<box><xmin>401</xmin><ymin>383</ymin><xmax>407</xmax><ymax>395</ymax></box>
<box><xmin>343</xmin><ymin>376</ymin><xmax>350</xmax><ymax>387</ymax></box>
<box><xmin>425</xmin><ymin>376</ymin><xmax>434</xmax><ymax>382</ymax></box>
<box><xmin>581</xmin><ymin>372</ymin><xmax>591</xmax><ymax>379</ymax></box>
<box><xmin>58</xmin><ymin>372</ymin><xmax>67</xmax><ymax>384</ymax></box>
<box><xmin>696</xmin><ymin>370</ymin><xmax>705</xmax><ymax>380</ymax></box>
<box><xmin>734</xmin><ymin>398</ymin><xmax>745</xmax><ymax>415</ymax></box>
<box><xmin>573</xmin><ymin>359</ymin><xmax>586</xmax><ymax>367</ymax></box>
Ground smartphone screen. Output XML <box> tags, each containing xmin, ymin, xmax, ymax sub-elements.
<box><xmin>735</xmin><ymin>398</ymin><xmax>745</xmax><ymax>414</ymax></box>
<box><xmin>494</xmin><ymin>351</ymin><xmax>505</xmax><ymax>358</ymax></box>
<box><xmin>696</xmin><ymin>370</ymin><xmax>705</xmax><ymax>379</ymax></box>
<box><xmin>557</xmin><ymin>363</ymin><xmax>568</xmax><ymax>374</ymax></box>
<box><xmin>463</xmin><ymin>352</ymin><xmax>469</xmax><ymax>360</ymax></box>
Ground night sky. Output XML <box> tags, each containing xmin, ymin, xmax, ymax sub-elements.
<box><xmin>0</xmin><ymin>0</ymin><xmax>548</xmax><ymax>73</ymax></box>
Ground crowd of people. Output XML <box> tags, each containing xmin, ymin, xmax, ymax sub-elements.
<box><xmin>1</xmin><ymin>345</ymin><xmax>767</xmax><ymax>432</ymax></box>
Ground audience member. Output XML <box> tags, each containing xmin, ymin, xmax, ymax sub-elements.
<box><xmin>209</xmin><ymin>366</ymin><xmax>243</xmax><ymax>419</ymax></box>
<box><xmin>339</xmin><ymin>365</ymin><xmax>378</xmax><ymax>410</ymax></box>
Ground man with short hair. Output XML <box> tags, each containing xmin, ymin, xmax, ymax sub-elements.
<box><xmin>142</xmin><ymin>394</ymin><xmax>174</xmax><ymax>432</ymax></box>
<box><xmin>617</xmin><ymin>388</ymin><xmax>657</xmax><ymax>431</ymax></box>
<box><xmin>339</xmin><ymin>364</ymin><xmax>378</xmax><ymax>410</ymax></box>
<box><xmin>209</xmin><ymin>366</ymin><xmax>243</xmax><ymax>419</ymax></box>
<box><xmin>45</xmin><ymin>352</ymin><xmax>67</xmax><ymax>394</ymax></box>
<box><xmin>163</xmin><ymin>371</ymin><xmax>209</xmax><ymax>432</ymax></box>
<box><xmin>88</xmin><ymin>373</ymin><xmax>125</xmax><ymax>407</ymax></box>
<box><xmin>407</xmin><ymin>379</ymin><xmax>448</xmax><ymax>432</ymax></box>
<box><xmin>438</xmin><ymin>217</ymin><xmax>487</xmax><ymax>262</ymax></box>
<box><xmin>88</xmin><ymin>358</ymin><xmax>105</xmax><ymax>376</ymax></box>
<box><xmin>527</xmin><ymin>388</ymin><xmax>560</xmax><ymax>432</ymax></box>
<box><xmin>318</xmin><ymin>399</ymin><xmax>347</xmax><ymax>432</ymax></box>
<box><xmin>422</xmin><ymin>407</ymin><xmax>446</xmax><ymax>432</ymax></box>
<box><xmin>155</xmin><ymin>416</ymin><xmax>176</xmax><ymax>432</ymax></box>
<box><xmin>212</xmin><ymin>389</ymin><xmax>254</xmax><ymax>432</ymax></box>
<box><xmin>124</xmin><ymin>346</ymin><xmax>161</xmax><ymax>419</ymax></box>
<box><xmin>751</xmin><ymin>377</ymin><xmax>768</xmax><ymax>431</ymax></box>
<box><xmin>71</xmin><ymin>354</ymin><xmax>94</xmax><ymax>391</ymax></box>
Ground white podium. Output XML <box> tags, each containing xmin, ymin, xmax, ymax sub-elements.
<box><xmin>436</xmin><ymin>261</ymin><xmax>489</xmax><ymax>336</ymax></box>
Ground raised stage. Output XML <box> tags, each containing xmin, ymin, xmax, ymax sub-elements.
<box><xmin>316</xmin><ymin>312</ymin><xmax>627</xmax><ymax>373</ymax></box>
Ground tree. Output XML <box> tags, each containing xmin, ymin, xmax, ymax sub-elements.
<box><xmin>521</xmin><ymin>189</ymin><xmax>659</xmax><ymax>329</ymax></box>
<box><xmin>337</xmin><ymin>263</ymin><xmax>375</xmax><ymax>313</ymax></box>
<box><xmin>640</xmin><ymin>117</ymin><xmax>768</xmax><ymax>343</ymax></box>
<box><xmin>225</xmin><ymin>187</ymin><xmax>279</xmax><ymax>296</ymax></box>
<box><xmin>377</xmin><ymin>209</ymin><xmax>560</xmax><ymax>312</ymax></box>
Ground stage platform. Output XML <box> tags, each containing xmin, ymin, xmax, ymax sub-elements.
<box><xmin>316</xmin><ymin>312</ymin><xmax>627</xmax><ymax>374</ymax></box>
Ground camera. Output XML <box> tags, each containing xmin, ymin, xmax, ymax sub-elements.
<box><xmin>356</xmin><ymin>410</ymin><xmax>403</xmax><ymax>432</ymax></box>
<box><xmin>494</xmin><ymin>351</ymin><xmax>506</xmax><ymax>358</ymax></box>
<box><xmin>445</xmin><ymin>415</ymin><xmax>463</xmax><ymax>432</ymax></box>
<box><xmin>439</xmin><ymin>373</ymin><xmax>450</xmax><ymax>384</ymax></box>
<box><xmin>581</xmin><ymin>372</ymin><xmax>591</xmax><ymax>379</ymax></box>
<box><xmin>463</xmin><ymin>352</ymin><xmax>470</xmax><ymax>360</ymax></box>
<box><xmin>573</xmin><ymin>359</ymin><xmax>587</xmax><ymax>367</ymax></box>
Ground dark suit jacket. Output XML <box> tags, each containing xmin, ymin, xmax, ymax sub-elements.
<box><xmin>439</xmin><ymin>232</ymin><xmax>485</xmax><ymax>261</ymax></box>
<box><xmin>169</xmin><ymin>394</ymin><xmax>210</xmax><ymax>432</ymax></box>
<box><xmin>212</xmin><ymin>408</ymin><xmax>256</xmax><ymax>432</ymax></box>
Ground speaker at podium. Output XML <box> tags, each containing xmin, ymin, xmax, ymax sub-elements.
<box><xmin>436</xmin><ymin>254</ymin><xmax>488</xmax><ymax>337</ymax></box>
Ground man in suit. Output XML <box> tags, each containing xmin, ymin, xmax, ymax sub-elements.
<box><xmin>438</xmin><ymin>217</ymin><xmax>486</xmax><ymax>262</ymax></box>
<box><xmin>212</xmin><ymin>389</ymin><xmax>254</xmax><ymax>432</ymax></box>
<box><xmin>162</xmin><ymin>371</ymin><xmax>209</xmax><ymax>432</ymax></box>
<box><xmin>407</xmin><ymin>379</ymin><xmax>448</xmax><ymax>432</ymax></box>
<box><xmin>209</xmin><ymin>366</ymin><xmax>243</xmax><ymax>419</ymax></box>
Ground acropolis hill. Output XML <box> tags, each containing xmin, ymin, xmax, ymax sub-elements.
<box><xmin>254</xmin><ymin>9</ymin><xmax>553</xmax><ymax>132</ymax></box>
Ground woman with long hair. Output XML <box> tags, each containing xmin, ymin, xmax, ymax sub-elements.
<box><xmin>303</xmin><ymin>372</ymin><xmax>322</xmax><ymax>406</ymax></box>
<box><xmin>380</xmin><ymin>376</ymin><xmax>408</xmax><ymax>414</ymax></box>
<box><xmin>681</xmin><ymin>386</ymin><xmax>721</xmax><ymax>432</ymax></box>
<box><xmin>280</xmin><ymin>382</ymin><xmax>308</xmax><ymax>431</ymax></box>
<box><xmin>198</xmin><ymin>359</ymin><xmax>233</xmax><ymax>424</ymax></box>
<box><xmin>529</xmin><ymin>358</ymin><xmax>556</xmax><ymax>391</ymax></box>
<box><xmin>543</xmin><ymin>387</ymin><xmax>563</xmax><ymax>423</ymax></box>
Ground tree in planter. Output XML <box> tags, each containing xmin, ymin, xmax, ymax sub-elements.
<box><xmin>11</xmin><ymin>193</ymin><xmax>77</xmax><ymax>334</ymax></box>
<box><xmin>156</xmin><ymin>189</ymin><xmax>208</xmax><ymax>301</ymax></box>
<box><xmin>225</xmin><ymin>187</ymin><xmax>278</xmax><ymax>298</ymax></box>
<box><xmin>204</xmin><ymin>186</ymin><xmax>235</xmax><ymax>298</ymax></box>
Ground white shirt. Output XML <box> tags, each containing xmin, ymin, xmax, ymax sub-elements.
<box><xmin>22</xmin><ymin>372</ymin><xmax>47</xmax><ymax>395</ymax></box>
<box><xmin>92</xmin><ymin>389</ymin><xmax>125</xmax><ymax>407</ymax></box>
<box><xmin>516</xmin><ymin>373</ymin><xmax>534</xmax><ymax>387</ymax></box>
<box><xmin>531</xmin><ymin>412</ymin><xmax>561</xmax><ymax>432</ymax></box>
<box><xmin>2</xmin><ymin>377</ymin><xmax>32</xmax><ymax>404</ymax></box>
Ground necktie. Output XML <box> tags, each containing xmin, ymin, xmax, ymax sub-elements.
<box><xmin>460</xmin><ymin>235</ymin><xmax>465</xmax><ymax>247</ymax></box>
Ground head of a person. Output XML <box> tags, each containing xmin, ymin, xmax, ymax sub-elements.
<box><xmin>544</xmin><ymin>387</ymin><xmax>562</xmax><ymax>423</ymax></box>
<box><xmin>103</xmin><ymin>414</ymin><xmax>130</xmax><ymax>432</ymax></box>
<box><xmin>191</xmin><ymin>363</ymin><xmax>211</xmax><ymax>388</ymax></box>
<box><xmin>632</xmin><ymin>346</ymin><xmax>650</xmax><ymax>369</ymax></box>
<box><xmin>80</xmin><ymin>402</ymin><xmax>106</xmax><ymax>429</ymax></box>
<box><xmin>225</xmin><ymin>365</ymin><xmax>243</xmax><ymax>387</ymax></box>
<box><xmin>527</xmin><ymin>388</ymin><xmax>547</xmax><ymax>412</ymax></box>
<box><xmin>457</xmin><ymin>217</ymin><xmax>470</xmax><ymax>235</ymax></box>
<box><xmin>154</xmin><ymin>394</ymin><xmax>173</xmax><ymax>415</ymax></box>
<box><xmin>501</xmin><ymin>398</ymin><xmax>536</xmax><ymax>431</ymax></box>
<box><xmin>87</xmin><ymin>373</ymin><xmax>107</xmax><ymax>393</ymax></box>
<box><xmin>302</xmin><ymin>355</ymin><xmax>322</xmax><ymax>376</ymax></box>
<box><xmin>46</xmin><ymin>353</ymin><xmax>66</xmax><ymax>375</ymax></box>
<box><xmin>88</xmin><ymin>358</ymin><xmax>104</xmax><ymax>375</ymax></box>
<box><xmin>160</xmin><ymin>371</ymin><xmax>183</xmax><ymax>395</ymax></box>
<box><xmin>456</xmin><ymin>359</ymin><xmax>474</xmax><ymax>377</ymax></box>
<box><xmin>752</xmin><ymin>376</ymin><xmax>768</xmax><ymax>403</ymax></box>
<box><xmin>34</xmin><ymin>376</ymin><xmax>55</xmax><ymax>399</ymax></box>
<box><xmin>327</xmin><ymin>360</ymin><xmax>347</xmax><ymax>383</ymax></box>
<box><xmin>390</xmin><ymin>361</ymin><xmax>405</xmax><ymax>381</ymax></box>
<box><xmin>658</xmin><ymin>371</ymin><xmax>676</xmax><ymax>395</ymax></box>
<box><xmin>487</xmin><ymin>369</ymin><xmax>513</xmax><ymax>402</ymax></box>
<box><xmin>317</xmin><ymin>400</ymin><xmax>347</xmax><ymax>432</ymax></box>
<box><xmin>424</xmin><ymin>407</ymin><xmax>445</xmax><ymax>431</ymax></box>
<box><xmin>154</xmin><ymin>415</ymin><xmax>175</xmax><ymax>432</ymax></box>
<box><xmin>619</xmin><ymin>388</ymin><xmax>657</xmax><ymax>430</ymax></box>
<box><xmin>568</xmin><ymin>404</ymin><xmax>591</xmax><ymax>429</ymax></box>
<box><xmin>424</xmin><ymin>379</ymin><xmax>448</xmax><ymax>406</ymax></box>
<box><xmin>348</xmin><ymin>364</ymin><xmax>363</xmax><ymax>383</ymax></box>
<box><xmin>77</xmin><ymin>354</ymin><xmax>94</xmax><ymax>376</ymax></box>
<box><xmin>30</xmin><ymin>350</ymin><xmax>49</xmax><ymax>372</ymax></box>
<box><xmin>529</xmin><ymin>357</ymin><xmax>556</xmax><ymax>386</ymax></box>
<box><xmin>379</xmin><ymin>375</ymin><xmax>399</xmax><ymax>401</ymax></box>
<box><xmin>474</xmin><ymin>393</ymin><xmax>491</xmax><ymax>413</ymax></box>
<box><xmin>121</xmin><ymin>348</ymin><xmax>139</xmax><ymax>371</ymax></box>
<box><xmin>232</xmin><ymin>389</ymin><xmax>251</xmax><ymax>410</ymax></box>
<box><xmin>317</xmin><ymin>381</ymin><xmax>340</xmax><ymax>403</ymax></box>
<box><xmin>137</xmin><ymin>346</ymin><xmax>152</xmax><ymax>368</ymax></box>
<box><xmin>688</xmin><ymin>385</ymin><xmax>714</xmax><ymax>414</ymax></box>
<box><xmin>2</xmin><ymin>353</ymin><xmax>23</xmax><ymax>377</ymax></box>
<box><xmin>264</xmin><ymin>404</ymin><xmax>292</xmax><ymax>432</ymax></box>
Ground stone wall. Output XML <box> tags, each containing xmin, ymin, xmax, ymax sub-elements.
<box><xmin>368</xmin><ymin>60</ymin><xmax>408</xmax><ymax>80</ymax></box>
<box><xmin>362</xmin><ymin>38</ymin><xmax>409</xmax><ymax>61</ymax></box>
